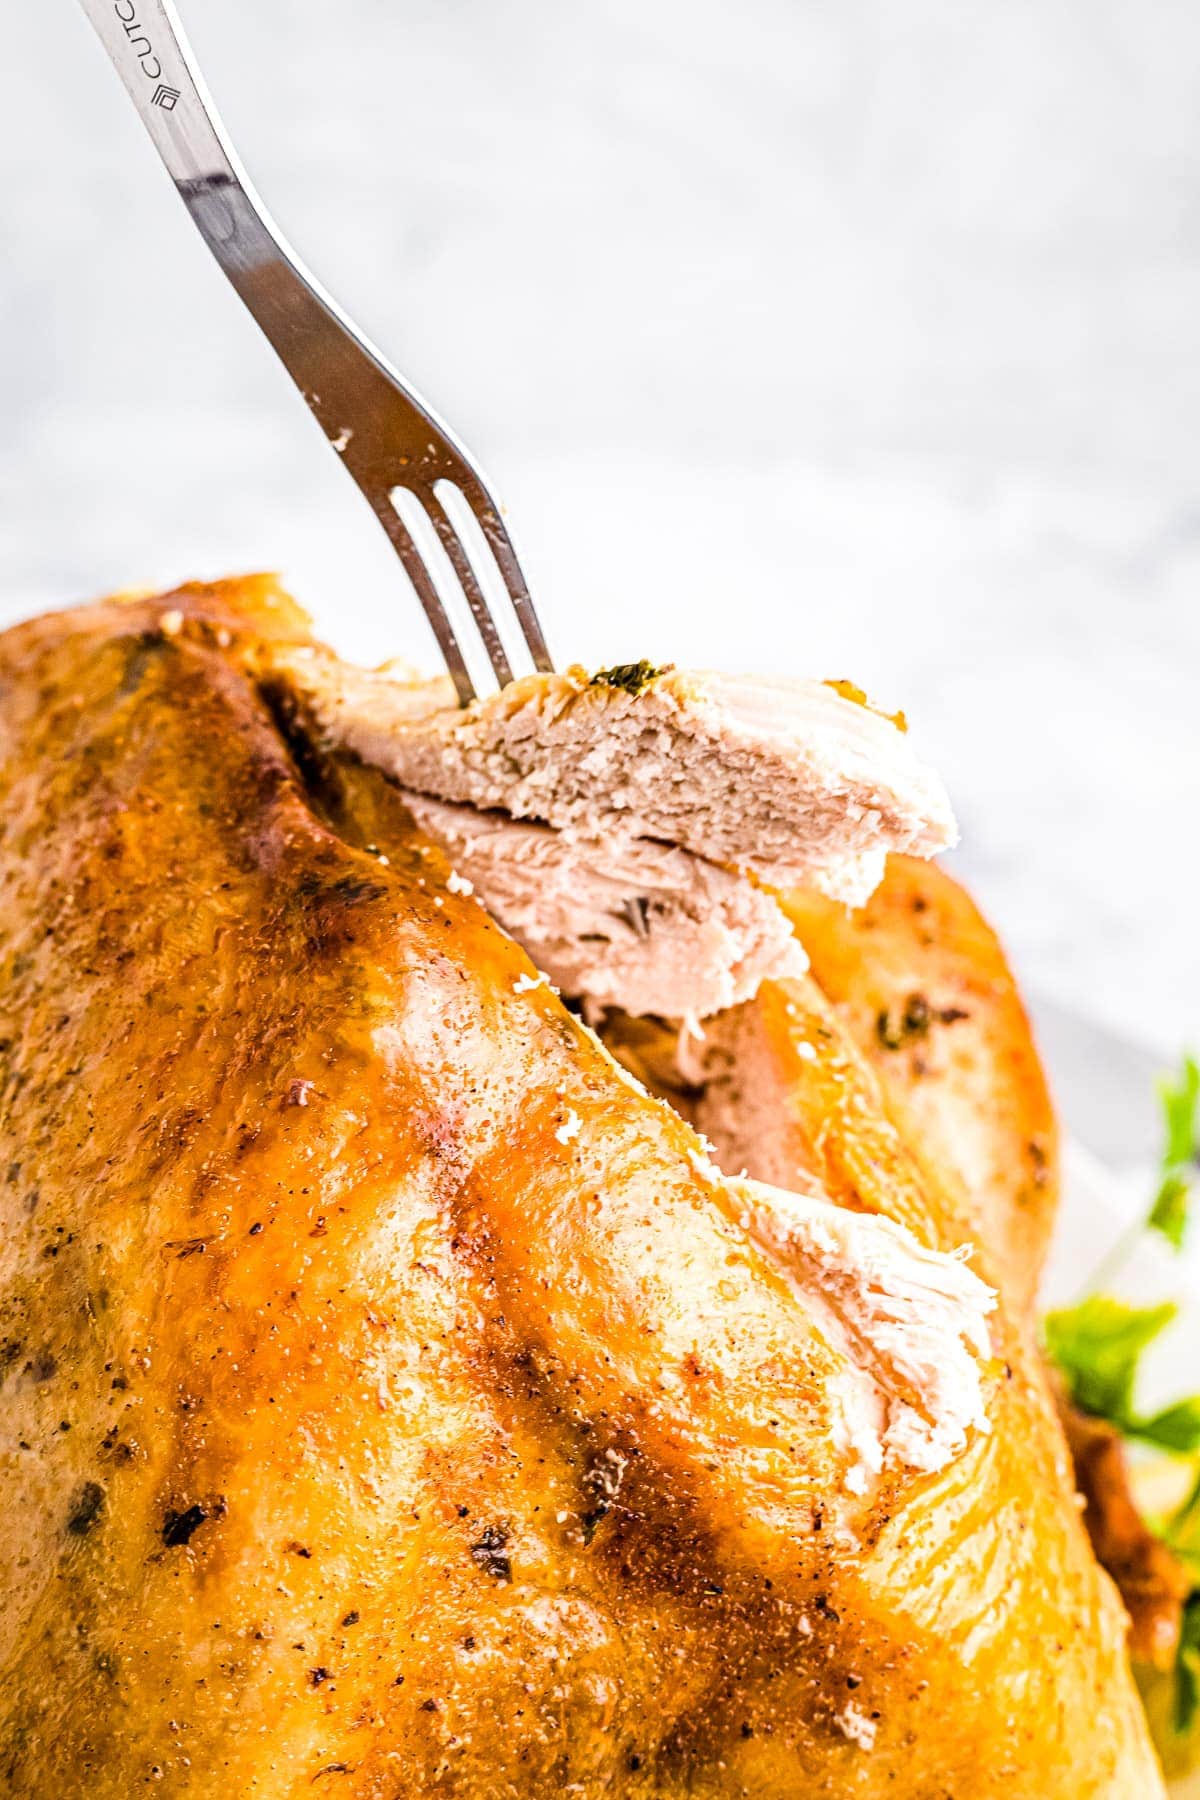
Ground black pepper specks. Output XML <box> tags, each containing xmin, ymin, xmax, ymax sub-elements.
<box><xmin>66</xmin><ymin>1480</ymin><xmax>106</xmax><ymax>1536</ymax></box>
<box><xmin>470</xmin><ymin>1524</ymin><xmax>512</xmax><ymax>1582</ymax></box>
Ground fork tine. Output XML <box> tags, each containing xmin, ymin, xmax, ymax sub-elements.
<box><xmin>443</xmin><ymin>475</ymin><xmax>554</xmax><ymax>675</ymax></box>
<box><xmin>369</xmin><ymin>496</ymin><xmax>476</xmax><ymax>706</ymax></box>
<box><xmin>422</xmin><ymin>487</ymin><xmax>515</xmax><ymax>690</ymax></box>
<box><xmin>488</xmin><ymin>531</ymin><xmax>554</xmax><ymax>676</ymax></box>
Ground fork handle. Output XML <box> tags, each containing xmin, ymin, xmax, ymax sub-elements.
<box><xmin>75</xmin><ymin>0</ymin><xmax>234</xmax><ymax>189</ymax></box>
<box><xmin>76</xmin><ymin>0</ymin><xmax>362</xmax><ymax>409</ymax></box>
<box><xmin>77</xmin><ymin>0</ymin><xmax>551</xmax><ymax>702</ymax></box>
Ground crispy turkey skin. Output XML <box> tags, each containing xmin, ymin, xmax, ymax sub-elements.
<box><xmin>0</xmin><ymin>580</ymin><xmax>1162</xmax><ymax>1797</ymax></box>
<box><xmin>786</xmin><ymin>862</ymin><xmax>1190</xmax><ymax>1669</ymax></box>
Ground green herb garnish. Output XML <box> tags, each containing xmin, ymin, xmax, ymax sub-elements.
<box><xmin>1135</xmin><ymin>1397</ymin><xmax>1200</xmax><ymax>1456</ymax></box>
<box><xmin>1175</xmin><ymin>1592</ymin><xmax>1200</xmax><ymax>1735</ymax></box>
<box><xmin>1044</xmin><ymin>1295</ymin><xmax>1178</xmax><ymax>1429</ymax></box>
<box><xmin>1162</xmin><ymin>1470</ymin><xmax>1200</xmax><ymax>1582</ymax></box>
<box><xmin>1040</xmin><ymin>1050</ymin><xmax>1200</xmax><ymax>1748</ymax></box>
<box><xmin>1150</xmin><ymin>1172</ymin><xmax>1193</xmax><ymax>1254</ymax></box>
<box><xmin>1043</xmin><ymin>1297</ymin><xmax>1200</xmax><ymax>1454</ymax></box>
<box><xmin>589</xmin><ymin>661</ymin><xmax>662</xmax><ymax>697</ymax></box>
<box><xmin>1148</xmin><ymin>1055</ymin><xmax>1200</xmax><ymax>1251</ymax></box>
<box><xmin>1044</xmin><ymin>1053</ymin><xmax>1200</xmax><ymax>1440</ymax></box>
<box><xmin>1162</xmin><ymin>1480</ymin><xmax>1200</xmax><ymax>1737</ymax></box>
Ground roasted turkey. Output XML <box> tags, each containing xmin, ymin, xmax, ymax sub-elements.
<box><xmin>0</xmin><ymin>578</ymin><xmax>1163</xmax><ymax>1795</ymax></box>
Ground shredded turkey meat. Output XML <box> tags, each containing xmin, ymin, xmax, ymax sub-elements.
<box><xmin>735</xmin><ymin>1178</ymin><xmax>995</xmax><ymax>1485</ymax></box>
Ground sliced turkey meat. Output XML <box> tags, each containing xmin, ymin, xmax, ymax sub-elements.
<box><xmin>401</xmin><ymin>791</ymin><xmax>807</xmax><ymax>1022</ymax></box>
<box><xmin>276</xmin><ymin>651</ymin><xmax>957</xmax><ymax>906</ymax></box>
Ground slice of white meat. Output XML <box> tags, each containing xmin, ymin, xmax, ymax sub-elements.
<box><xmin>402</xmin><ymin>791</ymin><xmax>807</xmax><ymax>1023</ymax></box>
<box><xmin>276</xmin><ymin>652</ymin><xmax>957</xmax><ymax>906</ymax></box>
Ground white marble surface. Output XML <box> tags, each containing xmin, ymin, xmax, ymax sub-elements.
<box><xmin>0</xmin><ymin>0</ymin><xmax>1196</xmax><ymax>1082</ymax></box>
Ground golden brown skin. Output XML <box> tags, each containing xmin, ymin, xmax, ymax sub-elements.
<box><xmin>783</xmin><ymin>862</ymin><xmax>1058</xmax><ymax>1317</ymax></box>
<box><xmin>688</xmin><ymin>970</ymin><xmax>1166</xmax><ymax>1794</ymax></box>
<box><xmin>0</xmin><ymin>583</ymin><xmax>1162</xmax><ymax>1795</ymax></box>
<box><xmin>785</xmin><ymin>863</ymin><xmax>1189</xmax><ymax>1664</ymax></box>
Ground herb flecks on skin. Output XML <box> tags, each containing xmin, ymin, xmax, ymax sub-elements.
<box><xmin>589</xmin><ymin>661</ymin><xmax>662</xmax><ymax>698</ymax></box>
<box><xmin>469</xmin><ymin>1524</ymin><xmax>512</xmax><ymax>1582</ymax></box>
<box><xmin>875</xmin><ymin>992</ymin><xmax>969</xmax><ymax>1051</ymax></box>
<box><xmin>162</xmin><ymin>1502</ymin><xmax>210</xmax><ymax>1548</ymax></box>
<box><xmin>66</xmin><ymin>1480</ymin><xmax>106</xmax><ymax>1537</ymax></box>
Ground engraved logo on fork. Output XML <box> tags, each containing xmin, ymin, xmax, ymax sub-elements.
<box><xmin>111</xmin><ymin>1</ymin><xmax>171</xmax><ymax>89</ymax></box>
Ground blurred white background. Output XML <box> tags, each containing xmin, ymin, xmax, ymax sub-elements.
<box><xmin>0</xmin><ymin>0</ymin><xmax>1196</xmax><ymax>1098</ymax></box>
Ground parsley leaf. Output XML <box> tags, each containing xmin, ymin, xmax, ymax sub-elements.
<box><xmin>1043</xmin><ymin>1295</ymin><xmax>1178</xmax><ymax>1426</ymax></box>
<box><xmin>1148</xmin><ymin>1055</ymin><xmax>1199</xmax><ymax>1251</ymax></box>
<box><xmin>1163</xmin><ymin>1056</ymin><xmax>1200</xmax><ymax>1169</ymax></box>
<box><xmin>1134</xmin><ymin>1398</ymin><xmax>1200</xmax><ymax>1456</ymax></box>
<box><xmin>1175</xmin><ymin>1591</ymin><xmax>1200</xmax><ymax>1736</ymax></box>
<box><xmin>589</xmin><ymin>661</ymin><xmax>662</xmax><ymax>697</ymax></box>
<box><xmin>1160</xmin><ymin>1485</ymin><xmax>1200</xmax><ymax>1738</ymax></box>
<box><xmin>1163</xmin><ymin>1471</ymin><xmax>1200</xmax><ymax>1584</ymax></box>
<box><xmin>1149</xmin><ymin>1172</ymin><xmax>1192</xmax><ymax>1252</ymax></box>
<box><xmin>1042</xmin><ymin>1297</ymin><xmax>1200</xmax><ymax>1449</ymax></box>
<box><xmin>1040</xmin><ymin>1052</ymin><xmax>1200</xmax><ymax>1758</ymax></box>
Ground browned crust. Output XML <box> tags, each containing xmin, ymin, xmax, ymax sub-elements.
<box><xmin>782</xmin><ymin>858</ymin><xmax>1058</xmax><ymax>1319</ymax></box>
<box><xmin>0</xmin><ymin>581</ymin><xmax>1163</xmax><ymax>1796</ymax></box>
<box><xmin>776</xmin><ymin>862</ymin><xmax>1184</xmax><ymax>1676</ymax></box>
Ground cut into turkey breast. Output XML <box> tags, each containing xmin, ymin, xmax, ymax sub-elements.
<box><xmin>732</xmin><ymin>1174</ymin><xmax>995</xmax><ymax>1489</ymax></box>
<box><xmin>401</xmin><ymin>791</ymin><xmax>808</xmax><ymax>1022</ymax></box>
<box><xmin>277</xmin><ymin>651</ymin><xmax>957</xmax><ymax>906</ymax></box>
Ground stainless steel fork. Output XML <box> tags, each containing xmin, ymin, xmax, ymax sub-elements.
<box><xmin>76</xmin><ymin>0</ymin><xmax>553</xmax><ymax>704</ymax></box>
